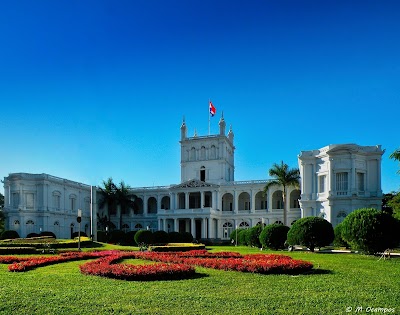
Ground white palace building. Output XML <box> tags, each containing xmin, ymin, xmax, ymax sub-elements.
<box><xmin>2</xmin><ymin>116</ymin><xmax>384</xmax><ymax>240</ymax></box>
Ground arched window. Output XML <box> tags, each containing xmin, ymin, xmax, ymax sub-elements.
<box><xmin>134</xmin><ymin>223</ymin><xmax>143</xmax><ymax>231</ymax></box>
<box><xmin>122</xmin><ymin>224</ymin><xmax>130</xmax><ymax>233</ymax></box>
<box><xmin>26</xmin><ymin>220</ymin><xmax>35</xmax><ymax>235</ymax></box>
<box><xmin>239</xmin><ymin>221</ymin><xmax>250</xmax><ymax>229</ymax></box>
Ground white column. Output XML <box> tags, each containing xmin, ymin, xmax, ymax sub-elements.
<box><xmin>201</xmin><ymin>191</ymin><xmax>205</xmax><ymax>208</ymax></box>
<box><xmin>185</xmin><ymin>192</ymin><xmax>189</xmax><ymax>209</ymax></box>
<box><xmin>233</xmin><ymin>190</ymin><xmax>238</xmax><ymax>213</ymax></box>
<box><xmin>251</xmin><ymin>189</ymin><xmax>255</xmax><ymax>213</ymax></box>
<box><xmin>174</xmin><ymin>218</ymin><xmax>178</xmax><ymax>232</ymax></box>
<box><xmin>143</xmin><ymin>195</ymin><xmax>148</xmax><ymax>215</ymax></box>
<box><xmin>190</xmin><ymin>218</ymin><xmax>195</xmax><ymax>236</ymax></box>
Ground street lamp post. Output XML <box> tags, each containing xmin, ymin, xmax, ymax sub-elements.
<box><xmin>235</xmin><ymin>224</ymin><xmax>238</xmax><ymax>246</ymax></box>
<box><xmin>77</xmin><ymin>209</ymin><xmax>82</xmax><ymax>251</ymax></box>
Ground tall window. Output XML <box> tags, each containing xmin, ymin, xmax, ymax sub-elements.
<box><xmin>319</xmin><ymin>175</ymin><xmax>326</xmax><ymax>193</ymax></box>
<box><xmin>336</xmin><ymin>172</ymin><xmax>348</xmax><ymax>194</ymax></box>
<box><xmin>357</xmin><ymin>173</ymin><xmax>365</xmax><ymax>191</ymax></box>
<box><xmin>53</xmin><ymin>191</ymin><xmax>61</xmax><ymax>210</ymax></box>
<box><xmin>70</xmin><ymin>195</ymin><xmax>76</xmax><ymax>211</ymax></box>
<box><xmin>12</xmin><ymin>193</ymin><xmax>20</xmax><ymax>208</ymax></box>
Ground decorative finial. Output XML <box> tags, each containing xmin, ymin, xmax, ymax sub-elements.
<box><xmin>194</xmin><ymin>128</ymin><xmax>198</xmax><ymax>137</ymax></box>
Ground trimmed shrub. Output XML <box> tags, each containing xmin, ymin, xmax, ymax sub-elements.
<box><xmin>71</xmin><ymin>231</ymin><xmax>88</xmax><ymax>239</ymax></box>
<box><xmin>97</xmin><ymin>231</ymin><xmax>107</xmax><ymax>243</ymax></box>
<box><xmin>333</xmin><ymin>223</ymin><xmax>349</xmax><ymax>248</ymax></box>
<box><xmin>108</xmin><ymin>230</ymin><xmax>125</xmax><ymax>244</ymax></box>
<box><xmin>27</xmin><ymin>233</ymin><xmax>40</xmax><ymax>238</ymax></box>
<box><xmin>153</xmin><ymin>230</ymin><xmax>169</xmax><ymax>244</ymax></box>
<box><xmin>1</xmin><ymin>230</ymin><xmax>20</xmax><ymax>240</ymax></box>
<box><xmin>168</xmin><ymin>232</ymin><xmax>182</xmax><ymax>243</ymax></box>
<box><xmin>245</xmin><ymin>225</ymin><xmax>263</xmax><ymax>247</ymax></box>
<box><xmin>40</xmin><ymin>231</ymin><xmax>56</xmax><ymax>239</ymax></box>
<box><xmin>134</xmin><ymin>230</ymin><xmax>154</xmax><ymax>245</ymax></box>
<box><xmin>259</xmin><ymin>224</ymin><xmax>290</xmax><ymax>250</ymax></box>
<box><xmin>238</xmin><ymin>229</ymin><xmax>248</xmax><ymax>246</ymax></box>
<box><xmin>181</xmin><ymin>232</ymin><xmax>193</xmax><ymax>243</ymax></box>
<box><xmin>123</xmin><ymin>231</ymin><xmax>137</xmax><ymax>246</ymax></box>
<box><xmin>287</xmin><ymin>217</ymin><xmax>334</xmax><ymax>252</ymax></box>
<box><xmin>341</xmin><ymin>208</ymin><xmax>400</xmax><ymax>254</ymax></box>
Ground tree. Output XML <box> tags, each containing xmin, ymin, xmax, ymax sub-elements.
<box><xmin>341</xmin><ymin>208</ymin><xmax>400</xmax><ymax>254</ymax></box>
<box><xmin>115</xmin><ymin>181</ymin><xmax>136</xmax><ymax>229</ymax></box>
<box><xmin>98</xmin><ymin>178</ymin><xmax>118</xmax><ymax>230</ymax></box>
<box><xmin>287</xmin><ymin>217</ymin><xmax>334</xmax><ymax>252</ymax></box>
<box><xmin>388</xmin><ymin>192</ymin><xmax>400</xmax><ymax>220</ymax></box>
<box><xmin>264</xmin><ymin>161</ymin><xmax>300</xmax><ymax>226</ymax></box>
<box><xmin>0</xmin><ymin>192</ymin><xmax>4</xmax><ymax>209</ymax></box>
<box><xmin>0</xmin><ymin>193</ymin><xmax>4</xmax><ymax>232</ymax></box>
<box><xmin>390</xmin><ymin>148</ymin><xmax>400</xmax><ymax>174</ymax></box>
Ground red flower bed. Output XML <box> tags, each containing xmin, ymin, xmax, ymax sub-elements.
<box><xmin>79</xmin><ymin>253</ymin><xmax>195</xmax><ymax>281</ymax></box>
<box><xmin>131</xmin><ymin>251</ymin><xmax>313</xmax><ymax>274</ymax></box>
<box><xmin>0</xmin><ymin>250</ymin><xmax>313</xmax><ymax>279</ymax></box>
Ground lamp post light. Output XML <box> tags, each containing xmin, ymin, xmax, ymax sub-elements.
<box><xmin>77</xmin><ymin>209</ymin><xmax>82</xmax><ymax>251</ymax></box>
<box><xmin>105</xmin><ymin>226</ymin><xmax>108</xmax><ymax>243</ymax></box>
<box><xmin>235</xmin><ymin>224</ymin><xmax>238</xmax><ymax>247</ymax></box>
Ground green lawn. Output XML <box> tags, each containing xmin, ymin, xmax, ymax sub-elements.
<box><xmin>0</xmin><ymin>246</ymin><xmax>399</xmax><ymax>315</ymax></box>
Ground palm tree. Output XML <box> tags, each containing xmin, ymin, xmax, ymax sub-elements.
<box><xmin>98</xmin><ymin>178</ymin><xmax>118</xmax><ymax>230</ymax></box>
<box><xmin>264</xmin><ymin>161</ymin><xmax>300</xmax><ymax>226</ymax></box>
<box><xmin>390</xmin><ymin>149</ymin><xmax>400</xmax><ymax>174</ymax></box>
<box><xmin>115</xmin><ymin>181</ymin><xmax>137</xmax><ymax>229</ymax></box>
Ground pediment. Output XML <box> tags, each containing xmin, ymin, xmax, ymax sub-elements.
<box><xmin>171</xmin><ymin>179</ymin><xmax>219</xmax><ymax>189</ymax></box>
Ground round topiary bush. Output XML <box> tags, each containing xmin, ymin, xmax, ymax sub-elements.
<box><xmin>134</xmin><ymin>230</ymin><xmax>154</xmax><ymax>245</ymax></box>
<box><xmin>181</xmin><ymin>232</ymin><xmax>193</xmax><ymax>243</ymax></box>
<box><xmin>1</xmin><ymin>230</ymin><xmax>20</xmax><ymax>240</ymax></box>
<box><xmin>168</xmin><ymin>232</ymin><xmax>182</xmax><ymax>243</ymax></box>
<box><xmin>152</xmin><ymin>230</ymin><xmax>169</xmax><ymax>244</ymax></box>
<box><xmin>108</xmin><ymin>229</ymin><xmax>125</xmax><ymax>244</ymax></box>
<box><xmin>259</xmin><ymin>224</ymin><xmax>290</xmax><ymax>250</ymax></box>
<box><xmin>341</xmin><ymin>208</ymin><xmax>400</xmax><ymax>254</ymax></box>
<box><xmin>333</xmin><ymin>222</ymin><xmax>349</xmax><ymax>248</ymax></box>
<box><xmin>245</xmin><ymin>225</ymin><xmax>263</xmax><ymax>248</ymax></box>
<box><xmin>287</xmin><ymin>217</ymin><xmax>334</xmax><ymax>252</ymax></box>
<box><xmin>97</xmin><ymin>230</ymin><xmax>107</xmax><ymax>243</ymax></box>
<box><xmin>123</xmin><ymin>230</ymin><xmax>137</xmax><ymax>245</ymax></box>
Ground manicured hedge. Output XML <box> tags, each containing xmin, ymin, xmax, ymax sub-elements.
<box><xmin>287</xmin><ymin>217</ymin><xmax>334</xmax><ymax>252</ymax></box>
<box><xmin>259</xmin><ymin>224</ymin><xmax>290</xmax><ymax>250</ymax></box>
<box><xmin>341</xmin><ymin>208</ymin><xmax>400</xmax><ymax>254</ymax></box>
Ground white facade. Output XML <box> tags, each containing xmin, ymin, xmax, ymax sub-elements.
<box><xmin>298</xmin><ymin>144</ymin><xmax>384</xmax><ymax>227</ymax></box>
<box><xmin>2</xmin><ymin>173</ymin><xmax>96</xmax><ymax>239</ymax></box>
<box><xmin>2</xmin><ymin>119</ymin><xmax>384</xmax><ymax>239</ymax></box>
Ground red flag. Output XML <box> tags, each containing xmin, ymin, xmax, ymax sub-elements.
<box><xmin>209</xmin><ymin>101</ymin><xmax>216</xmax><ymax>117</ymax></box>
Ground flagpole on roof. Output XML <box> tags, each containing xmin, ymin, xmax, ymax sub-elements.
<box><xmin>208</xmin><ymin>99</ymin><xmax>211</xmax><ymax>135</ymax></box>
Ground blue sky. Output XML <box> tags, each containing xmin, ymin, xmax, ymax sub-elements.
<box><xmin>0</xmin><ymin>0</ymin><xmax>399</xmax><ymax>194</ymax></box>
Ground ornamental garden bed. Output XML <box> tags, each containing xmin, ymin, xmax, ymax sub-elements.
<box><xmin>0</xmin><ymin>249</ymin><xmax>313</xmax><ymax>280</ymax></box>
